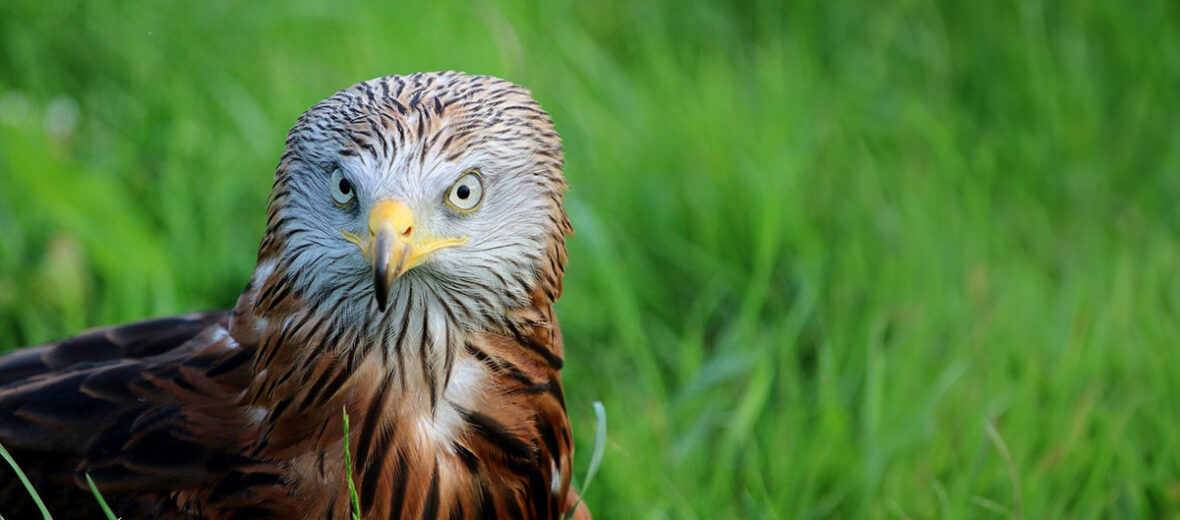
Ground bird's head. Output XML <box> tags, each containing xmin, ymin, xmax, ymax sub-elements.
<box><xmin>246</xmin><ymin>72</ymin><xmax>569</xmax><ymax>337</ymax></box>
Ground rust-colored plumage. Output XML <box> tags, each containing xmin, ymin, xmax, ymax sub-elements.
<box><xmin>0</xmin><ymin>72</ymin><xmax>590</xmax><ymax>519</ymax></box>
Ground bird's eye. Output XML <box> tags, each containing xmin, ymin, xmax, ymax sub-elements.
<box><xmin>445</xmin><ymin>170</ymin><xmax>484</xmax><ymax>213</ymax></box>
<box><xmin>330</xmin><ymin>168</ymin><xmax>356</xmax><ymax>207</ymax></box>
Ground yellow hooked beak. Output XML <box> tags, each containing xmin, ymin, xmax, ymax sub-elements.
<box><xmin>342</xmin><ymin>200</ymin><xmax>467</xmax><ymax>311</ymax></box>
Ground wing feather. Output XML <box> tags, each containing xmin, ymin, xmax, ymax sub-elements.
<box><xmin>0</xmin><ymin>311</ymin><xmax>282</xmax><ymax>519</ymax></box>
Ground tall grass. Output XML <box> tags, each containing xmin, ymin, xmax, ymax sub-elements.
<box><xmin>1</xmin><ymin>0</ymin><xmax>1178</xmax><ymax>517</ymax></box>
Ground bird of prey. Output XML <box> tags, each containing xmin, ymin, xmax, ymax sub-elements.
<box><xmin>0</xmin><ymin>72</ymin><xmax>589</xmax><ymax>519</ymax></box>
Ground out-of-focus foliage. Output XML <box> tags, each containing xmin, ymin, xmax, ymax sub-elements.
<box><xmin>1</xmin><ymin>0</ymin><xmax>1178</xmax><ymax>517</ymax></box>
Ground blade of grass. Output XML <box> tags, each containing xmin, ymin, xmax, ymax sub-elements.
<box><xmin>84</xmin><ymin>474</ymin><xmax>118</xmax><ymax>520</ymax></box>
<box><xmin>566</xmin><ymin>401</ymin><xmax>607</xmax><ymax>519</ymax></box>
<box><xmin>0</xmin><ymin>441</ymin><xmax>52</xmax><ymax>520</ymax></box>
<box><xmin>342</xmin><ymin>407</ymin><xmax>361</xmax><ymax>520</ymax></box>
<box><xmin>581</xmin><ymin>401</ymin><xmax>607</xmax><ymax>497</ymax></box>
<box><xmin>985</xmin><ymin>420</ymin><xmax>1023</xmax><ymax>520</ymax></box>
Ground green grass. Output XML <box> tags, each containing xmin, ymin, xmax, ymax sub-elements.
<box><xmin>0</xmin><ymin>441</ymin><xmax>52</xmax><ymax>519</ymax></box>
<box><xmin>1</xmin><ymin>0</ymin><xmax>1179</xmax><ymax>517</ymax></box>
<box><xmin>0</xmin><ymin>440</ymin><xmax>119</xmax><ymax>519</ymax></box>
<box><xmin>343</xmin><ymin>409</ymin><xmax>362</xmax><ymax>520</ymax></box>
<box><xmin>84</xmin><ymin>474</ymin><xmax>119</xmax><ymax>520</ymax></box>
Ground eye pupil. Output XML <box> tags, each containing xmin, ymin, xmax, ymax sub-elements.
<box><xmin>338</xmin><ymin>178</ymin><xmax>352</xmax><ymax>194</ymax></box>
<box><xmin>445</xmin><ymin>171</ymin><xmax>483</xmax><ymax>212</ymax></box>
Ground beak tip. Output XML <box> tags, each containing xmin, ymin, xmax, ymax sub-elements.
<box><xmin>374</xmin><ymin>273</ymin><xmax>389</xmax><ymax>312</ymax></box>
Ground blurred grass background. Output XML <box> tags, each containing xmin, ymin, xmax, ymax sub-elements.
<box><xmin>1</xmin><ymin>0</ymin><xmax>1179</xmax><ymax>517</ymax></box>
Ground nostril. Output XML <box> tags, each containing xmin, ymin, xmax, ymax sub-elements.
<box><xmin>402</xmin><ymin>226</ymin><xmax>412</xmax><ymax>237</ymax></box>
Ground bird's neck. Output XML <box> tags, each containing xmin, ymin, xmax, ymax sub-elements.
<box><xmin>224</xmin><ymin>257</ymin><xmax>547</xmax><ymax>457</ymax></box>
<box><xmin>218</xmin><ymin>256</ymin><xmax>570</xmax><ymax>517</ymax></box>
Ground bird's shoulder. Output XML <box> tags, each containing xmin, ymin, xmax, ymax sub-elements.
<box><xmin>457</xmin><ymin>303</ymin><xmax>579</xmax><ymax>519</ymax></box>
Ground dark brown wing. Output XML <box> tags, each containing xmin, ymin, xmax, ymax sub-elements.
<box><xmin>0</xmin><ymin>312</ymin><xmax>225</xmax><ymax>386</ymax></box>
<box><xmin>0</xmin><ymin>311</ymin><xmax>272</xmax><ymax>519</ymax></box>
